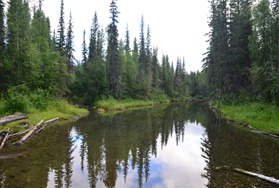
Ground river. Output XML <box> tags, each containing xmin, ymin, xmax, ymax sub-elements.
<box><xmin>0</xmin><ymin>103</ymin><xmax>278</xmax><ymax>188</ymax></box>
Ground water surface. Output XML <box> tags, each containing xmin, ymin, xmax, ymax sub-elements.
<box><xmin>0</xmin><ymin>103</ymin><xmax>279</xmax><ymax>188</ymax></box>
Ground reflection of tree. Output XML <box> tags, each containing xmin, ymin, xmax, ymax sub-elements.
<box><xmin>74</xmin><ymin>103</ymin><xmax>196</xmax><ymax>188</ymax></box>
<box><xmin>200</xmin><ymin>110</ymin><xmax>279</xmax><ymax>188</ymax></box>
<box><xmin>0</xmin><ymin>123</ymin><xmax>76</xmax><ymax>188</ymax></box>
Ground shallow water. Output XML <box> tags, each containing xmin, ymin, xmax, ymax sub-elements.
<box><xmin>0</xmin><ymin>103</ymin><xmax>279</xmax><ymax>188</ymax></box>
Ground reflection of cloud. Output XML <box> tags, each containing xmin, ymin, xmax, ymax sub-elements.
<box><xmin>47</xmin><ymin>123</ymin><xmax>208</xmax><ymax>188</ymax></box>
<box><xmin>145</xmin><ymin>123</ymin><xmax>208</xmax><ymax>188</ymax></box>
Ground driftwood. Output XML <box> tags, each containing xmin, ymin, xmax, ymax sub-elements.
<box><xmin>13</xmin><ymin>117</ymin><xmax>59</xmax><ymax>145</ymax></box>
<box><xmin>35</xmin><ymin>117</ymin><xmax>59</xmax><ymax>134</ymax></box>
<box><xmin>0</xmin><ymin>130</ymin><xmax>11</xmax><ymax>150</ymax></box>
<box><xmin>0</xmin><ymin>113</ymin><xmax>29</xmax><ymax>125</ymax></box>
<box><xmin>0</xmin><ymin>150</ymin><xmax>27</xmax><ymax>160</ymax></box>
<box><xmin>234</xmin><ymin>168</ymin><xmax>279</xmax><ymax>185</ymax></box>
<box><xmin>215</xmin><ymin>166</ymin><xmax>279</xmax><ymax>185</ymax></box>
<box><xmin>252</xmin><ymin>130</ymin><xmax>279</xmax><ymax>138</ymax></box>
<box><xmin>16</xmin><ymin>120</ymin><xmax>44</xmax><ymax>145</ymax></box>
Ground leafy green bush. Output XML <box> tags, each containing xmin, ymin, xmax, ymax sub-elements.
<box><xmin>151</xmin><ymin>89</ymin><xmax>169</xmax><ymax>102</ymax></box>
<box><xmin>29</xmin><ymin>89</ymin><xmax>51</xmax><ymax>110</ymax></box>
<box><xmin>3</xmin><ymin>86</ymin><xmax>31</xmax><ymax>114</ymax></box>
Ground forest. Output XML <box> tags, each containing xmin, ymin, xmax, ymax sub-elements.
<box><xmin>0</xmin><ymin>0</ymin><xmax>279</xmax><ymax>115</ymax></box>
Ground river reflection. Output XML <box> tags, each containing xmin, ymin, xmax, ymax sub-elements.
<box><xmin>0</xmin><ymin>103</ymin><xmax>279</xmax><ymax>188</ymax></box>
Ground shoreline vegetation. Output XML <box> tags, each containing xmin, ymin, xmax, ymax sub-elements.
<box><xmin>0</xmin><ymin>99</ymin><xmax>89</xmax><ymax>132</ymax></box>
<box><xmin>211</xmin><ymin>101</ymin><xmax>279</xmax><ymax>135</ymax></box>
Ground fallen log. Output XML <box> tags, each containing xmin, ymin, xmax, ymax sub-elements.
<box><xmin>234</xmin><ymin>168</ymin><xmax>279</xmax><ymax>185</ymax></box>
<box><xmin>0</xmin><ymin>130</ymin><xmax>11</xmax><ymax>150</ymax></box>
<box><xmin>252</xmin><ymin>130</ymin><xmax>279</xmax><ymax>138</ymax></box>
<box><xmin>36</xmin><ymin>117</ymin><xmax>59</xmax><ymax>134</ymax></box>
<box><xmin>16</xmin><ymin>120</ymin><xmax>44</xmax><ymax>145</ymax></box>
<box><xmin>215</xmin><ymin>166</ymin><xmax>279</xmax><ymax>185</ymax></box>
<box><xmin>0</xmin><ymin>113</ymin><xmax>29</xmax><ymax>125</ymax></box>
<box><xmin>0</xmin><ymin>150</ymin><xmax>27</xmax><ymax>160</ymax></box>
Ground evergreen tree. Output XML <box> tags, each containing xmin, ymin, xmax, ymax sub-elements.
<box><xmin>124</xmin><ymin>24</ymin><xmax>130</xmax><ymax>53</ymax></box>
<box><xmin>66</xmin><ymin>11</ymin><xmax>75</xmax><ymax>74</ymax></box>
<box><xmin>107</xmin><ymin>0</ymin><xmax>121</xmax><ymax>99</ymax></box>
<box><xmin>250</xmin><ymin>0</ymin><xmax>274</xmax><ymax>102</ymax></box>
<box><xmin>0</xmin><ymin>0</ymin><xmax>4</xmax><ymax>60</ymax></box>
<box><xmin>88</xmin><ymin>12</ymin><xmax>98</xmax><ymax>62</ymax></box>
<box><xmin>57</xmin><ymin>0</ymin><xmax>65</xmax><ymax>54</ymax></box>
<box><xmin>81</xmin><ymin>30</ymin><xmax>87</xmax><ymax>64</ymax></box>
<box><xmin>0</xmin><ymin>0</ymin><xmax>5</xmax><ymax>92</ymax></box>
<box><xmin>138</xmin><ymin>16</ymin><xmax>146</xmax><ymax>75</ymax></box>
<box><xmin>229</xmin><ymin>0</ymin><xmax>252</xmax><ymax>93</ymax></box>
<box><xmin>6</xmin><ymin>0</ymin><xmax>32</xmax><ymax>86</ymax></box>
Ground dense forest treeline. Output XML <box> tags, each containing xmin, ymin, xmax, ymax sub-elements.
<box><xmin>203</xmin><ymin>0</ymin><xmax>279</xmax><ymax>104</ymax></box>
<box><xmin>0</xmin><ymin>0</ymin><xmax>279</xmax><ymax>112</ymax></box>
<box><xmin>0</xmin><ymin>0</ymin><xmax>199</xmax><ymax>110</ymax></box>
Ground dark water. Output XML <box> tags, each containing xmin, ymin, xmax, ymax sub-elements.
<box><xmin>0</xmin><ymin>103</ymin><xmax>279</xmax><ymax>188</ymax></box>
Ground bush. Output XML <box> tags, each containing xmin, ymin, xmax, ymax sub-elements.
<box><xmin>29</xmin><ymin>89</ymin><xmax>51</xmax><ymax>110</ymax></box>
<box><xmin>151</xmin><ymin>89</ymin><xmax>169</xmax><ymax>102</ymax></box>
<box><xmin>3</xmin><ymin>88</ymin><xmax>30</xmax><ymax>114</ymax></box>
<box><xmin>3</xmin><ymin>85</ymin><xmax>53</xmax><ymax>114</ymax></box>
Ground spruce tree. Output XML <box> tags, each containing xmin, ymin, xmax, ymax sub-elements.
<box><xmin>81</xmin><ymin>30</ymin><xmax>87</xmax><ymax>64</ymax></box>
<box><xmin>107</xmin><ymin>0</ymin><xmax>121</xmax><ymax>99</ymax></box>
<box><xmin>0</xmin><ymin>0</ymin><xmax>5</xmax><ymax>92</ymax></box>
<box><xmin>250</xmin><ymin>0</ymin><xmax>273</xmax><ymax>102</ymax></box>
<box><xmin>6</xmin><ymin>0</ymin><xmax>32</xmax><ymax>86</ymax></box>
<box><xmin>65</xmin><ymin>11</ymin><xmax>75</xmax><ymax>74</ymax></box>
<box><xmin>88</xmin><ymin>12</ymin><xmax>98</xmax><ymax>62</ymax></box>
<box><xmin>138</xmin><ymin>15</ymin><xmax>146</xmax><ymax>75</ymax></box>
<box><xmin>0</xmin><ymin>0</ymin><xmax>4</xmax><ymax>60</ymax></box>
<box><xmin>57</xmin><ymin>0</ymin><xmax>65</xmax><ymax>55</ymax></box>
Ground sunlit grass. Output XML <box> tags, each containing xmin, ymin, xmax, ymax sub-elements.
<box><xmin>0</xmin><ymin>99</ymin><xmax>89</xmax><ymax>132</ymax></box>
<box><xmin>218</xmin><ymin>102</ymin><xmax>279</xmax><ymax>133</ymax></box>
<box><xmin>95</xmin><ymin>98</ymin><xmax>167</xmax><ymax>111</ymax></box>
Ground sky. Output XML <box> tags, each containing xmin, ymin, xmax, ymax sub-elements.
<box><xmin>41</xmin><ymin>0</ymin><xmax>210</xmax><ymax>72</ymax></box>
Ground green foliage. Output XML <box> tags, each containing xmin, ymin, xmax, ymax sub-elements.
<box><xmin>2</xmin><ymin>85</ymin><xmax>53</xmax><ymax>114</ymax></box>
<box><xmin>3</xmin><ymin>85</ymin><xmax>31</xmax><ymax>114</ymax></box>
<box><xmin>29</xmin><ymin>89</ymin><xmax>51</xmax><ymax>110</ymax></box>
<box><xmin>150</xmin><ymin>88</ymin><xmax>169</xmax><ymax>102</ymax></box>
<box><xmin>218</xmin><ymin>102</ymin><xmax>279</xmax><ymax>133</ymax></box>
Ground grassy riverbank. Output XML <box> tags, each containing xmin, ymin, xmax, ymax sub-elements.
<box><xmin>213</xmin><ymin>102</ymin><xmax>279</xmax><ymax>133</ymax></box>
<box><xmin>95</xmin><ymin>98</ymin><xmax>171</xmax><ymax>111</ymax></box>
<box><xmin>0</xmin><ymin>99</ymin><xmax>89</xmax><ymax>132</ymax></box>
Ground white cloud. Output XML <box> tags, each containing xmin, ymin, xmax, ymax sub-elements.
<box><xmin>42</xmin><ymin>0</ymin><xmax>210</xmax><ymax>72</ymax></box>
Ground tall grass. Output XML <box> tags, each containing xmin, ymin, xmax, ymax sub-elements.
<box><xmin>218</xmin><ymin>102</ymin><xmax>279</xmax><ymax>133</ymax></box>
<box><xmin>95</xmin><ymin>97</ymin><xmax>158</xmax><ymax>110</ymax></box>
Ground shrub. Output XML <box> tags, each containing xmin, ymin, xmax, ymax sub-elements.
<box><xmin>29</xmin><ymin>89</ymin><xmax>51</xmax><ymax>110</ymax></box>
<box><xmin>3</xmin><ymin>87</ymin><xmax>30</xmax><ymax>114</ymax></box>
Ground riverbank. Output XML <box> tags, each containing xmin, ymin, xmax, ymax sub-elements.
<box><xmin>0</xmin><ymin>99</ymin><xmax>89</xmax><ymax>132</ymax></box>
<box><xmin>94</xmin><ymin>97</ymin><xmax>191</xmax><ymax>111</ymax></box>
<box><xmin>212</xmin><ymin>102</ymin><xmax>279</xmax><ymax>134</ymax></box>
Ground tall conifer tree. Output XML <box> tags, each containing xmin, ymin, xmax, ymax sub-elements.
<box><xmin>57</xmin><ymin>0</ymin><xmax>65</xmax><ymax>54</ymax></box>
<box><xmin>107</xmin><ymin>0</ymin><xmax>121</xmax><ymax>99</ymax></box>
<box><xmin>66</xmin><ymin>11</ymin><xmax>75</xmax><ymax>74</ymax></box>
<box><xmin>0</xmin><ymin>0</ymin><xmax>4</xmax><ymax>60</ymax></box>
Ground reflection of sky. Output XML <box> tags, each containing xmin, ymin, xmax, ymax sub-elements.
<box><xmin>47</xmin><ymin>122</ymin><xmax>208</xmax><ymax>188</ymax></box>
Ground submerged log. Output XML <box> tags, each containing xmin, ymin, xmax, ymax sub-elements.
<box><xmin>0</xmin><ymin>130</ymin><xmax>11</xmax><ymax>150</ymax></box>
<box><xmin>0</xmin><ymin>113</ymin><xmax>29</xmax><ymax>125</ymax></box>
<box><xmin>215</xmin><ymin>166</ymin><xmax>279</xmax><ymax>185</ymax></box>
<box><xmin>16</xmin><ymin>120</ymin><xmax>44</xmax><ymax>145</ymax></box>
<box><xmin>35</xmin><ymin>117</ymin><xmax>59</xmax><ymax>134</ymax></box>
<box><xmin>0</xmin><ymin>150</ymin><xmax>27</xmax><ymax>160</ymax></box>
<box><xmin>234</xmin><ymin>168</ymin><xmax>279</xmax><ymax>185</ymax></box>
<box><xmin>252</xmin><ymin>130</ymin><xmax>279</xmax><ymax>138</ymax></box>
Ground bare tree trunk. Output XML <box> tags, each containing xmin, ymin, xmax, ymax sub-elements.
<box><xmin>0</xmin><ymin>114</ymin><xmax>29</xmax><ymax>125</ymax></box>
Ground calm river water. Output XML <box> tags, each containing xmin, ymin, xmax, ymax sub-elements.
<box><xmin>0</xmin><ymin>103</ymin><xmax>279</xmax><ymax>188</ymax></box>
